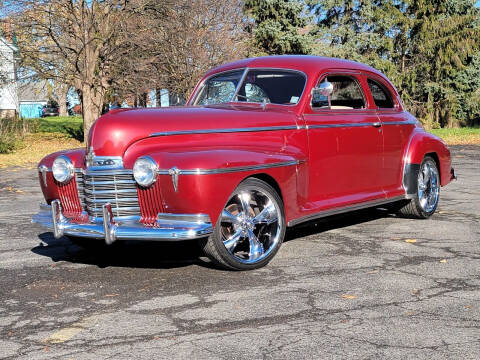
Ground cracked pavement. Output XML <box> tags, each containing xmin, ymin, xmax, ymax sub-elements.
<box><xmin>0</xmin><ymin>145</ymin><xmax>478</xmax><ymax>359</ymax></box>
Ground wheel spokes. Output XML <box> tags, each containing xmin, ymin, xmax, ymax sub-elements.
<box><xmin>423</xmin><ymin>165</ymin><xmax>430</xmax><ymax>184</ymax></box>
<box><xmin>221</xmin><ymin>209</ymin><xmax>241</xmax><ymax>225</ymax></box>
<box><xmin>238</xmin><ymin>192</ymin><xmax>251</xmax><ymax>214</ymax></box>
<box><xmin>247</xmin><ymin>228</ymin><xmax>264</xmax><ymax>260</ymax></box>
<box><xmin>223</xmin><ymin>228</ymin><xmax>243</xmax><ymax>253</ymax></box>
<box><xmin>253</xmin><ymin>201</ymin><xmax>278</xmax><ymax>225</ymax></box>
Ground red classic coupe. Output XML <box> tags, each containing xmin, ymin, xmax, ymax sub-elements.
<box><xmin>33</xmin><ymin>56</ymin><xmax>456</xmax><ymax>270</ymax></box>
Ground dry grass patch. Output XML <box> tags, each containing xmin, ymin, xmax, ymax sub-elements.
<box><xmin>429</xmin><ymin>128</ymin><xmax>480</xmax><ymax>145</ymax></box>
<box><xmin>0</xmin><ymin>133</ymin><xmax>83</xmax><ymax>168</ymax></box>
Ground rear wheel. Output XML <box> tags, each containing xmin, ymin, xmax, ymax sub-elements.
<box><xmin>398</xmin><ymin>156</ymin><xmax>440</xmax><ymax>219</ymax></box>
<box><xmin>200</xmin><ymin>178</ymin><xmax>286</xmax><ymax>270</ymax></box>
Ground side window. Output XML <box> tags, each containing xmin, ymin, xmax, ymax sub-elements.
<box><xmin>367</xmin><ymin>79</ymin><xmax>394</xmax><ymax>108</ymax></box>
<box><xmin>312</xmin><ymin>75</ymin><xmax>365</xmax><ymax>109</ymax></box>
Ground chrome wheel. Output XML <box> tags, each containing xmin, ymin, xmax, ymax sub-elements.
<box><xmin>219</xmin><ymin>188</ymin><xmax>282</xmax><ymax>264</ymax></box>
<box><xmin>397</xmin><ymin>155</ymin><xmax>440</xmax><ymax>219</ymax></box>
<box><xmin>417</xmin><ymin>159</ymin><xmax>440</xmax><ymax>213</ymax></box>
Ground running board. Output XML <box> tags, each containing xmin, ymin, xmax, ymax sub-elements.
<box><xmin>287</xmin><ymin>195</ymin><xmax>407</xmax><ymax>227</ymax></box>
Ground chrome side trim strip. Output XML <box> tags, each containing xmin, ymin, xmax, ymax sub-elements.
<box><xmin>307</xmin><ymin>120</ymin><xmax>416</xmax><ymax>130</ymax></box>
<box><xmin>287</xmin><ymin>195</ymin><xmax>406</xmax><ymax>227</ymax></box>
<box><xmin>308</xmin><ymin>122</ymin><xmax>376</xmax><ymax>129</ymax></box>
<box><xmin>149</xmin><ymin>125</ymin><xmax>300</xmax><ymax>138</ymax></box>
<box><xmin>382</xmin><ymin>120</ymin><xmax>416</xmax><ymax>126</ymax></box>
<box><xmin>164</xmin><ymin>160</ymin><xmax>301</xmax><ymax>175</ymax></box>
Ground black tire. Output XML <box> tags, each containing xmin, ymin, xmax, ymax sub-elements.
<box><xmin>200</xmin><ymin>178</ymin><xmax>286</xmax><ymax>270</ymax></box>
<box><xmin>398</xmin><ymin>156</ymin><xmax>440</xmax><ymax>219</ymax></box>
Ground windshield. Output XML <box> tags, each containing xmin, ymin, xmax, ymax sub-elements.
<box><xmin>195</xmin><ymin>69</ymin><xmax>244</xmax><ymax>106</ymax></box>
<box><xmin>194</xmin><ymin>68</ymin><xmax>306</xmax><ymax>106</ymax></box>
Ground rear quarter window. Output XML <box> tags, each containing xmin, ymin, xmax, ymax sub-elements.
<box><xmin>367</xmin><ymin>79</ymin><xmax>394</xmax><ymax>109</ymax></box>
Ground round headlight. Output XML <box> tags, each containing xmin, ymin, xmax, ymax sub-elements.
<box><xmin>52</xmin><ymin>155</ymin><xmax>74</xmax><ymax>183</ymax></box>
<box><xmin>133</xmin><ymin>156</ymin><xmax>158</xmax><ymax>187</ymax></box>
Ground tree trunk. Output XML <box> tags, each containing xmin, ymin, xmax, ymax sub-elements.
<box><xmin>434</xmin><ymin>103</ymin><xmax>440</xmax><ymax>127</ymax></box>
<box><xmin>82</xmin><ymin>84</ymin><xmax>105</xmax><ymax>143</ymax></box>
<box><xmin>57</xmin><ymin>85</ymin><xmax>69</xmax><ymax>117</ymax></box>
<box><xmin>156</xmin><ymin>89</ymin><xmax>161</xmax><ymax>107</ymax></box>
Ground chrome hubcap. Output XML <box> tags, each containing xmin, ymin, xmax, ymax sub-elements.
<box><xmin>418</xmin><ymin>160</ymin><xmax>440</xmax><ymax>213</ymax></box>
<box><xmin>220</xmin><ymin>189</ymin><xmax>282</xmax><ymax>264</ymax></box>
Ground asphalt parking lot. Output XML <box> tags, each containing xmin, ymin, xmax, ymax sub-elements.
<box><xmin>0</xmin><ymin>145</ymin><xmax>478</xmax><ymax>359</ymax></box>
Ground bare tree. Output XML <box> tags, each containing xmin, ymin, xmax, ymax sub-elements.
<box><xmin>9</xmin><ymin>0</ymin><xmax>247</xmax><ymax>139</ymax></box>
<box><xmin>121</xmin><ymin>0</ymin><xmax>248</xmax><ymax>103</ymax></box>
<box><xmin>11</xmin><ymin>0</ymin><xmax>143</xmax><ymax>141</ymax></box>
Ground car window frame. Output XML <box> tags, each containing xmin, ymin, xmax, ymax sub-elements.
<box><xmin>309</xmin><ymin>71</ymin><xmax>371</xmax><ymax>113</ymax></box>
<box><xmin>362</xmin><ymin>73</ymin><xmax>402</xmax><ymax>112</ymax></box>
<box><xmin>192</xmin><ymin>67</ymin><xmax>308</xmax><ymax>107</ymax></box>
<box><xmin>193</xmin><ymin>68</ymin><xmax>246</xmax><ymax>106</ymax></box>
<box><xmin>365</xmin><ymin>77</ymin><xmax>397</xmax><ymax>110</ymax></box>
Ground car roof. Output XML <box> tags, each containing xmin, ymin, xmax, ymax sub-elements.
<box><xmin>204</xmin><ymin>55</ymin><xmax>385</xmax><ymax>79</ymax></box>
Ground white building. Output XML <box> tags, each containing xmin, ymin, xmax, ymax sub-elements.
<box><xmin>0</xmin><ymin>36</ymin><xmax>18</xmax><ymax>119</ymax></box>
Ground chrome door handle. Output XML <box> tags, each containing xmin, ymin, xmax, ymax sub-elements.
<box><xmin>372</xmin><ymin>122</ymin><xmax>382</xmax><ymax>127</ymax></box>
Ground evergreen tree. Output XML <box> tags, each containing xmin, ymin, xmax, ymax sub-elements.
<box><xmin>244</xmin><ymin>0</ymin><xmax>312</xmax><ymax>55</ymax></box>
<box><xmin>308</xmin><ymin>0</ymin><xmax>480</xmax><ymax>127</ymax></box>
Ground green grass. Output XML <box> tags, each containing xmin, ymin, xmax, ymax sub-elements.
<box><xmin>28</xmin><ymin>116</ymin><xmax>83</xmax><ymax>133</ymax></box>
<box><xmin>428</xmin><ymin>127</ymin><xmax>480</xmax><ymax>145</ymax></box>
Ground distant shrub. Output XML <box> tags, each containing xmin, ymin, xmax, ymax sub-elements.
<box><xmin>0</xmin><ymin>117</ymin><xmax>29</xmax><ymax>154</ymax></box>
<box><xmin>62</xmin><ymin>123</ymin><xmax>84</xmax><ymax>142</ymax></box>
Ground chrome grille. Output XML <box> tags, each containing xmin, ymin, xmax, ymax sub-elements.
<box><xmin>76</xmin><ymin>169</ymin><xmax>140</xmax><ymax>218</ymax></box>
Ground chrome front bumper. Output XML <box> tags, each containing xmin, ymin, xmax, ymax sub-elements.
<box><xmin>31</xmin><ymin>200</ymin><xmax>213</xmax><ymax>244</ymax></box>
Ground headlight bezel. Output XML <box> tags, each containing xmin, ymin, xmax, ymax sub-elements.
<box><xmin>133</xmin><ymin>156</ymin><xmax>159</xmax><ymax>187</ymax></box>
<box><xmin>52</xmin><ymin>155</ymin><xmax>75</xmax><ymax>183</ymax></box>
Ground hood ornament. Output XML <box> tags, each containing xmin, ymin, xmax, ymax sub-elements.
<box><xmin>168</xmin><ymin>167</ymin><xmax>181</xmax><ymax>192</ymax></box>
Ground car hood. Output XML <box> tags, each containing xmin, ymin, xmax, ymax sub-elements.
<box><xmin>88</xmin><ymin>105</ymin><xmax>299</xmax><ymax>157</ymax></box>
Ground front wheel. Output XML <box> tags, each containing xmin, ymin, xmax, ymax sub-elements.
<box><xmin>398</xmin><ymin>156</ymin><xmax>440</xmax><ymax>219</ymax></box>
<box><xmin>200</xmin><ymin>178</ymin><xmax>286</xmax><ymax>270</ymax></box>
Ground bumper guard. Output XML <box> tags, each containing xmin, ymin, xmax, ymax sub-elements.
<box><xmin>32</xmin><ymin>200</ymin><xmax>213</xmax><ymax>244</ymax></box>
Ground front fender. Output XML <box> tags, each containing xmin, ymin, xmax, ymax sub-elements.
<box><xmin>125</xmin><ymin>147</ymin><xmax>303</xmax><ymax>226</ymax></box>
<box><xmin>405</xmin><ymin>129</ymin><xmax>452</xmax><ymax>187</ymax></box>
<box><xmin>37</xmin><ymin>148</ymin><xmax>86</xmax><ymax>204</ymax></box>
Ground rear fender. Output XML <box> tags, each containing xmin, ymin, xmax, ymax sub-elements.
<box><xmin>403</xmin><ymin>129</ymin><xmax>452</xmax><ymax>197</ymax></box>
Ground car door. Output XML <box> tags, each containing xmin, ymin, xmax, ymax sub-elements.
<box><xmin>303</xmin><ymin>71</ymin><xmax>385</xmax><ymax>211</ymax></box>
<box><xmin>365</xmin><ymin>75</ymin><xmax>416</xmax><ymax>198</ymax></box>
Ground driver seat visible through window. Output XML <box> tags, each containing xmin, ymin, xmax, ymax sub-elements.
<box><xmin>312</xmin><ymin>75</ymin><xmax>365</xmax><ymax>109</ymax></box>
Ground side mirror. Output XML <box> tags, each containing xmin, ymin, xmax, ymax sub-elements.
<box><xmin>312</xmin><ymin>81</ymin><xmax>333</xmax><ymax>108</ymax></box>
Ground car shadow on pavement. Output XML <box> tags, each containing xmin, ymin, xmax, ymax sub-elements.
<box><xmin>31</xmin><ymin>233</ymin><xmax>214</xmax><ymax>270</ymax></box>
<box><xmin>285</xmin><ymin>206</ymin><xmax>397</xmax><ymax>242</ymax></box>
<box><xmin>31</xmin><ymin>206</ymin><xmax>398</xmax><ymax>269</ymax></box>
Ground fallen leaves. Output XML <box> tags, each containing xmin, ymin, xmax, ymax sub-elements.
<box><xmin>0</xmin><ymin>186</ymin><xmax>25</xmax><ymax>194</ymax></box>
<box><xmin>0</xmin><ymin>133</ymin><xmax>83</xmax><ymax>168</ymax></box>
